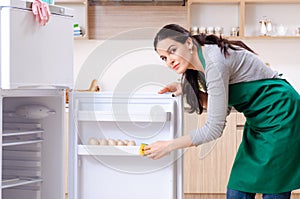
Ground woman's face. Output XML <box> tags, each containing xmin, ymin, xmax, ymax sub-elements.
<box><xmin>156</xmin><ymin>38</ymin><xmax>193</xmax><ymax>74</ymax></box>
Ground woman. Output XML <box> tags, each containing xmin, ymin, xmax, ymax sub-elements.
<box><xmin>143</xmin><ymin>24</ymin><xmax>300</xmax><ymax>199</ymax></box>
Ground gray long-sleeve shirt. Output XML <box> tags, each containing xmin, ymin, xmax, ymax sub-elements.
<box><xmin>189</xmin><ymin>44</ymin><xmax>279</xmax><ymax>146</ymax></box>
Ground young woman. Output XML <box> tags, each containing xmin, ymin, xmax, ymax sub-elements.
<box><xmin>143</xmin><ymin>24</ymin><xmax>300</xmax><ymax>199</ymax></box>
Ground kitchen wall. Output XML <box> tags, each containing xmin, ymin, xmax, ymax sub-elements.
<box><xmin>73</xmin><ymin>39</ymin><xmax>181</xmax><ymax>93</ymax></box>
<box><xmin>244</xmin><ymin>38</ymin><xmax>300</xmax><ymax>92</ymax></box>
<box><xmin>73</xmin><ymin>5</ymin><xmax>300</xmax><ymax>93</ymax></box>
<box><xmin>74</xmin><ymin>38</ymin><xmax>300</xmax><ymax>93</ymax></box>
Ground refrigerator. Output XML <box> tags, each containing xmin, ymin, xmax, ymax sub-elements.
<box><xmin>0</xmin><ymin>0</ymin><xmax>73</xmax><ymax>199</ymax></box>
<box><xmin>1</xmin><ymin>1</ymin><xmax>184</xmax><ymax>199</ymax></box>
<box><xmin>68</xmin><ymin>92</ymin><xmax>183</xmax><ymax>199</ymax></box>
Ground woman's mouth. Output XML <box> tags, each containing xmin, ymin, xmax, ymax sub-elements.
<box><xmin>172</xmin><ymin>64</ymin><xmax>179</xmax><ymax>70</ymax></box>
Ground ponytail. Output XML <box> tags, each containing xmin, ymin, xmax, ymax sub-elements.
<box><xmin>192</xmin><ymin>33</ymin><xmax>256</xmax><ymax>57</ymax></box>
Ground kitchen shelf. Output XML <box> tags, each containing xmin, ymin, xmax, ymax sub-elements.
<box><xmin>77</xmin><ymin>111</ymin><xmax>171</xmax><ymax>122</ymax></box>
<box><xmin>243</xmin><ymin>36</ymin><xmax>300</xmax><ymax>39</ymax></box>
<box><xmin>188</xmin><ymin>0</ymin><xmax>300</xmax><ymax>38</ymax></box>
<box><xmin>78</xmin><ymin>145</ymin><xmax>142</xmax><ymax>156</ymax></box>
<box><xmin>188</xmin><ymin>0</ymin><xmax>241</xmax><ymax>37</ymax></box>
<box><xmin>2</xmin><ymin>177</ymin><xmax>43</xmax><ymax>189</ymax></box>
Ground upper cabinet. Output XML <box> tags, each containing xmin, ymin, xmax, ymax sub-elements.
<box><xmin>55</xmin><ymin>0</ymin><xmax>89</xmax><ymax>39</ymax></box>
<box><xmin>187</xmin><ymin>0</ymin><xmax>300</xmax><ymax>39</ymax></box>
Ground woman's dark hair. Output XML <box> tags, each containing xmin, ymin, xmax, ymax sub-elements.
<box><xmin>154</xmin><ymin>24</ymin><xmax>256</xmax><ymax>114</ymax></box>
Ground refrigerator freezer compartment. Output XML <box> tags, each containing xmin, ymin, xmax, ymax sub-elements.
<box><xmin>78</xmin><ymin>145</ymin><xmax>144</xmax><ymax>156</ymax></box>
<box><xmin>77</xmin><ymin>110</ymin><xmax>171</xmax><ymax>122</ymax></box>
<box><xmin>1</xmin><ymin>89</ymin><xmax>67</xmax><ymax>199</ymax></box>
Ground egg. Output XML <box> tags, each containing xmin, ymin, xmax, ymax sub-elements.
<box><xmin>127</xmin><ymin>140</ymin><xmax>136</xmax><ymax>146</ymax></box>
<box><xmin>88</xmin><ymin>137</ymin><xmax>99</xmax><ymax>145</ymax></box>
<box><xmin>117</xmin><ymin>140</ymin><xmax>125</xmax><ymax>146</ymax></box>
<box><xmin>99</xmin><ymin>138</ymin><xmax>108</xmax><ymax>146</ymax></box>
<box><xmin>123</xmin><ymin>140</ymin><xmax>129</xmax><ymax>145</ymax></box>
<box><xmin>108</xmin><ymin>139</ymin><xmax>117</xmax><ymax>146</ymax></box>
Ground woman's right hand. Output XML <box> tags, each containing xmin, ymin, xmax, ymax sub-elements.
<box><xmin>158</xmin><ymin>82</ymin><xmax>182</xmax><ymax>96</ymax></box>
<box><xmin>32</xmin><ymin>0</ymin><xmax>51</xmax><ymax>26</ymax></box>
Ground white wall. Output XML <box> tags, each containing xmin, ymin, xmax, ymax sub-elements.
<box><xmin>73</xmin><ymin>39</ymin><xmax>180</xmax><ymax>94</ymax></box>
<box><xmin>73</xmin><ymin>38</ymin><xmax>300</xmax><ymax>93</ymax></box>
<box><xmin>244</xmin><ymin>39</ymin><xmax>300</xmax><ymax>92</ymax></box>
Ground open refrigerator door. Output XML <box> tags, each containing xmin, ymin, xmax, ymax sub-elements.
<box><xmin>68</xmin><ymin>92</ymin><xmax>183</xmax><ymax>199</ymax></box>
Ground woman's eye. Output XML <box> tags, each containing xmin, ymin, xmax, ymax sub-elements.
<box><xmin>161</xmin><ymin>57</ymin><xmax>167</xmax><ymax>62</ymax></box>
<box><xmin>170</xmin><ymin>48</ymin><xmax>176</xmax><ymax>54</ymax></box>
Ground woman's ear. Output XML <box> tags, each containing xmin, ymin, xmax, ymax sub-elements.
<box><xmin>186</xmin><ymin>37</ymin><xmax>194</xmax><ymax>49</ymax></box>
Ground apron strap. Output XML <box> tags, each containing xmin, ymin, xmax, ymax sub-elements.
<box><xmin>198</xmin><ymin>46</ymin><xmax>206</xmax><ymax>70</ymax></box>
<box><xmin>198</xmin><ymin>46</ymin><xmax>206</xmax><ymax>87</ymax></box>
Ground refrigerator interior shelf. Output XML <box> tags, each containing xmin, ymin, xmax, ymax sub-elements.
<box><xmin>2</xmin><ymin>129</ymin><xmax>44</xmax><ymax>137</ymax></box>
<box><xmin>2</xmin><ymin>139</ymin><xmax>43</xmax><ymax>147</ymax></box>
<box><xmin>2</xmin><ymin>177</ymin><xmax>43</xmax><ymax>189</ymax></box>
<box><xmin>77</xmin><ymin>111</ymin><xmax>171</xmax><ymax>122</ymax></box>
<box><xmin>78</xmin><ymin>145</ymin><xmax>143</xmax><ymax>156</ymax></box>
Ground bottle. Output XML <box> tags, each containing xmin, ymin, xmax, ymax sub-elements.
<box><xmin>259</xmin><ymin>16</ymin><xmax>267</xmax><ymax>36</ymax></box>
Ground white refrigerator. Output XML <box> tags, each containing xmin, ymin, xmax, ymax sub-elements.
<box><xmin>0</xmin><ymin>0</ymin><xmax>73</xmax><ymax>199</ymax></box>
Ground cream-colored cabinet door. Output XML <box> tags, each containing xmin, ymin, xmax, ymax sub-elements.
<box><xmin>184</xmin><ymin>112</ymin><xmax>237</xmax><ymax>193</ymax></box>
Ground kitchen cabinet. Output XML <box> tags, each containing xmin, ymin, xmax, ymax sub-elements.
<box><xmin>184</xmin><ymin>111</ymin><xmax>300</xmax><ymax>198</ymax></box>
<box><xmin>187</xmin><ymin>0</ymin><xmax>300</xmax><ymax>39</ymax></box>
<box><xmin>184</xmin><ymin>112</ymin><xmax>238</xmax><ymax>194</ymax></box>
<box><xmin>56</xmin><ymin>0</ymin><xmax>89</xmax><ymax>39</ymax></box>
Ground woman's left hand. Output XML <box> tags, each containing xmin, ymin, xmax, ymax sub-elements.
<box><xmin>144</xmin><ymin>140</ymin><xmax>172</xmax><ymax>160</ymax></box>
<box><xmin>32</xmin><ymin>0</ymin><xmax>51</xmax><ymax>26</ymax></box>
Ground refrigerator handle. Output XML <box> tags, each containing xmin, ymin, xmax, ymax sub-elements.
<box><xmin>26</xmin><ymin>1</ymin><xmax>67</xmax><ymax>15</ymax></box>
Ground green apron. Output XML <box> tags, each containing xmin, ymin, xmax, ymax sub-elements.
<box><xmin>227</xmin><ymin>78</ymin><xmax>300</xmax><ymax>194</ymax></box>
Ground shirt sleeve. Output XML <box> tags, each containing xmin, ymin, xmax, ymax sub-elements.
<box><xmin>189</xmin><ymin>58</ymin><xmax>230</xmax><ymax>146</ymax></box>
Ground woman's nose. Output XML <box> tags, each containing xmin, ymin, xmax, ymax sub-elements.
<box><xmin>166</xmin><ymin>57</ymin><xmax>174</xmax><ymax>67</ymax></box>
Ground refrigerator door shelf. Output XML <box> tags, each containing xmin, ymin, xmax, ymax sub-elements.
<box><xmin>77</xmin><ymin>110</ymin><xmax>171</xmax><ymax>122</ymax></box>
<box><xmin>78</xmin><ymin>145</ymin><xmax>142</xmax><ymax>156</ymax></box>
